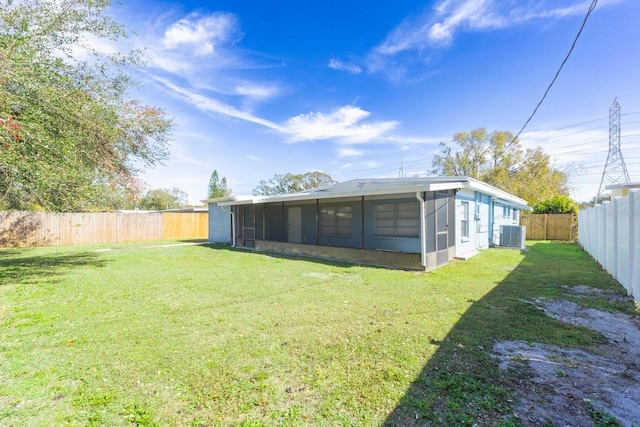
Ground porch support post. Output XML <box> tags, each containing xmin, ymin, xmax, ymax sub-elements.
<box><xmin>361</xmin><ymin>196</ymin><xmax>365</xmax><ymax>249</ymax></box>
<box><xmin>316</xmin><ymin>199</ymin><xmax>320</xmax><ymax>245</ymax></box>
<box><xmin>416</xmin><ymin>192</ymin><xmax>427</xmax><ymax>269</ymax></box>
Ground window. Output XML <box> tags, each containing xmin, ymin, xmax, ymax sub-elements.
<box><xmin>374</xmin><ymin>202</ymin><xmax>419</xmax><ymax>238</ymax></box>
<box><xmin>512</xmin><ymin>208</ymin><xmax>518</xmax><ymax>222</ymax></box>
<box><xmin>460</xmin><ymin>201</ymin><xmax>469</xmax><ymax>239</ymax></box>
<box><xmin>320</xmin><ymin>205</ymin><xmax>352</xmax><ymax>235</ymax></box>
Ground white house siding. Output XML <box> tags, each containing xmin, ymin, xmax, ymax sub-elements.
<box><xmin>208</xmin><ymin>203</ymin><xmax>231</xmax><ymax>244</ymax></box>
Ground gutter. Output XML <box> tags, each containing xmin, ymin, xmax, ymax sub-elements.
<box><xmin>416</xmin><ymin>192</ymin><xmax>426</xmax><ymax>269</ymax></box>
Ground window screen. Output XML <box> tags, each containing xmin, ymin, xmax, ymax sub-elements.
<box><xmin>374</xmin><ymin>202</ymin><xmax>419</xmax><ymax>238</ymax></box>
<box><xmin>320</xmin><ymin>205</ymin><xmax>353</xmax><ymax>235</ymax></box>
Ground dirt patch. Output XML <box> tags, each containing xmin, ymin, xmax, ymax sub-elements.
<box><xmin>494</xmin><ymin>287</ymin><xmax>640</xmax><ymax>426</ymax></box>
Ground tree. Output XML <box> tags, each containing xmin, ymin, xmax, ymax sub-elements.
<box><xmin>0</xmin><ymin>0</ymin><xmax>172</xmax><ymax>212</ymax></box>
<box><xmin>534</xmin><ymin>195</ymin><xmax>578</xmax><ymax>215</ymax></box>
<box><xmin>253</xmin><ymin>171</ymin><xmax>336</xmax><ymax>196</ymax></box>
<box><xmin>138</xmin><ymin>188</ymin><xmax>188</xmax><ymax>211</ymax></box>
<box><xmin>208</xmin><ymin>170</ymin><xmax>231</xmax><ymax>198</ymax></box>
<box><xmin>432</xmin><ymin>128</ymin><xmax>570</xmax><ymax>207</ymax></box>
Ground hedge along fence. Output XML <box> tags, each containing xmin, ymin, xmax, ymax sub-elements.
<box><xmin>520</xmin><ymin>213</ymin><xmax>577</xmax><ymax>241</ymax></box>
<box><xmin>579</xmin><ymin>190</ymin><xmax>640</xmax><ymax>299</ymax></box>
<box><xmin>0</xmin><ymin>211</ymin><xmax>208</xmax><ymax>248</ymax></box>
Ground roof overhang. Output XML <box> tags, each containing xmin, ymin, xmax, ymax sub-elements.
<box><xmin>207</xmin><ymin>177</ymin><xmax>531</xmax><ymax>211</ymax></box>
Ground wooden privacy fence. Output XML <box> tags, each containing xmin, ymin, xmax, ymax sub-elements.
<box><xmin>0</xmin><ymin>211</ymin><xmax>208</xmax><ymax>247</ymax></box>
<box><xmin>520</xmin><ymin>213</ymin><xmax>577</xmax><ymax>241</ymax></box>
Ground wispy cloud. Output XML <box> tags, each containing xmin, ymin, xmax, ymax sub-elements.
<box><xmin>328</xmin><ymin>59</ymin><xmax>363</xmax><ymax>74</ymax></box>
<box><xmin>245</xmin><ymin>154</ymin><xmax>264</xmax><ymax>163</ymax></box>
<box><xmin>337</xmin><ymin>148</ymin><xmax>366</xmax><ymax>158</ymax></box>
<box><xmin>285</xmin><ymin>106</ymin><xmax>399</xmax><ymax>143</ymax></box>
<box><xmin>370</xmin><ymin>0</ymin><xmax>606</xmax><ymax>76</ymax></box>
<box><xmin>150</xmin><ymin>76</ymin><xmax>401</xmax><ymax>144</ymax></box>
<box><xmin>162</xmin><ymin>13</ymin><xmax>239</xmax><ymax>56</ymax></box>
<box><xmin>150</xmin><ymin>75</ymin><xmax>288</xmax><ymax>132</ymax></box>
<box><xmin>234</xmin><ymin>83</ymin><xmax>280</xmax><ymax>101</ymax></box>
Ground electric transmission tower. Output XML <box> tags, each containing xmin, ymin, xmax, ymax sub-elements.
<box><xmin>595</xmin><ymin>98</ymin><xmax>630</xmax><ymax>205</ymax></box>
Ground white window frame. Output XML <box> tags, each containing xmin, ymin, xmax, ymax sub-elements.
<box><xmin>461</xmin><ymin>201</ymin><xmax>469</xmax><ymax>240</ymax></box>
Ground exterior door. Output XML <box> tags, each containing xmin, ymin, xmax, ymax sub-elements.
<box><xmin>288</xmin><ymin>207</ymin><xmax>302</xmax><ymax>243</ymax></box>
<box><xmin>435</xmin><ymin>194</ymin><xmax>449</xmax><ymax>266</ymax></box>
<box><xmin>242</xmin><ymin>205</ymin><xmax>255</xmax><ymax>247</ymax></box>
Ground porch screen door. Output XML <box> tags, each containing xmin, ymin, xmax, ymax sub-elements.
<box><xmin>435</xmin><ymin>193</ymin><xmax>449</xmax><ymax>266</ymax></box>
<box><xmin>288</xmin><ymin>207</ymin><xmax>302</xmax><ymax>243</ymax></box>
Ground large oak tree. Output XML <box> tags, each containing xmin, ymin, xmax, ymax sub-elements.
<box><xmin>0</xmin><ymin>0</ymin><xmax>172</xmax><ymax>211</ymax></box>
<box><xmin>432</xmin><ymin>128</ymin><xmax>569</xmax><ymax>207</ymax></box>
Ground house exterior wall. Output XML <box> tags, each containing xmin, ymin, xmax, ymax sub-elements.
<box><xmin>455</xmin><ymin>190</ymin><xmax>477</xmax><ymax>257</ymax></box>
<box><xmin>455</xmin><ymin>190</ymin><xmax>493</xmax><ymax>257</ymax></box>
<box><xmin>208</xmin><ymin>203</ymin><xmax>231</xmax><ymax>244</ymax></box>
<box><xmin>212</xmin><ymin>180</ymin><xmax>526</xmax><ymax>270</ymax></box>
<box><xmin>492</xmin><ymin>201</ymin><xmax>520</xmax><ymax>246</ymax></box>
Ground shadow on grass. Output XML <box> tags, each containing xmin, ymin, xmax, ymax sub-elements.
<box><xmin>383</xmin><ymin>241</ymin><xmax>619</xmax><ymax>426</ymax></box>
<box><xmin>173</xmin><ymin>239</ymin><xmax>209</xmax><ymax>244</ymax></box>
<box><xmin>0</xmin><ymin>249</ymin><xmax>107</xmax><ymax>286</ymax></box>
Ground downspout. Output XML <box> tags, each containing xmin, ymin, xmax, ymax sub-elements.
<box><xmin>219</xmin><ymin>205</ymin><xmax>236</xmax><ymax>247</ymax></box>
<box><xmin>488</xmin><ymin>197</ymin><xmax>494</xmax><ymax>247</ymax></box>
<box><xmin>416</xmin><ymin>192</ymin><xmax>426</xmax><ymax>269</ymax></box>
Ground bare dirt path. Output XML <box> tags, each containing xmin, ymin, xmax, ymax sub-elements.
<box><xmin>493</xmin><ymin>286</ymin><xmax>640</xmax><ymax>426</ymax></box>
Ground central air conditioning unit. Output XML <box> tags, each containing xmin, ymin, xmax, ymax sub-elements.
<box><xmin>499</xmin><ymin>225</ymin><xmax>526</xmax><ymax>249</ymax></box>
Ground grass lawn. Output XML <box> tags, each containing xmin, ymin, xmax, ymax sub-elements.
<box><xmin>0</xmin><ymin>241</ymin><xmax>633</xmax><ymax>426</ymax></box>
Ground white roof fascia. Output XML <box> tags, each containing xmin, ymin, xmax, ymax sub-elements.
<box><xmin>216</xmin><ymin>181</ymin><xmax>468</xmax><ymax>206</ymax></box>
<box><xmin>464</xmin><ymin>178</ymin><xmax>531</xmax><ymax>210</ymax></box>
<box><xmin>202</xmin><ymin>196</ymin><xmax>237</xmax><ymax>204</ymax></box>
<box><xmin>211</xmin><ymin>177</ymin><xmax>530</xmax><ymax>211</ymax></box>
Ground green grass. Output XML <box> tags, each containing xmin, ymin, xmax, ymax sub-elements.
<box><xmin>0</xmin><ymin>241</ymin><xmax>633</xmax><ymax>426</ymax></box>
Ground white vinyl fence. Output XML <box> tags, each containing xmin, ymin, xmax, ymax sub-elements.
<box><xmin>578</xmin><ymin>190</ymin><xmax>640</xmax><ymax>299</ymax></box>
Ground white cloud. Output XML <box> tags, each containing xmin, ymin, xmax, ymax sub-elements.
<box><xmin>146</xmin><ymin>52</ymin><xmax>191</xmax><ymax>73</ymax></box>
<box><xmin>285</xmin><ymin>106</ymin><xmax>399</xmax><ymax>143</ymax></box>
<box><xmin>163</xmin><ymin>13</ymin><xmax>239</xmax><ymax>56</ymax></box>
<box><xmin>245</xmin><ymin>154</ymin><xmax>264</xmax><ymax>163</ymax></box>
<box><xmin>374</xmin><ymin>0</ymin><xmax>600</xmax><ymax>56</ymax></box>
<box><xmin>428</xmin><ymin>0</ymin><xmax>497</xmax><ymax>45</ymax></box>
<box><xmin>337</xmin><ymin>148</ymin><xmax>365</xmax><ymax>158</ymax></box>
<box><xmin>328</xmin><ymin>59</ymin><xmax>363</xmax><ymax>74</ymax></box>
<box><xmin>151</xmin><ymin>75</ymin><xmax>288</xmax><ymax>132</ymax></box>
<box><xmin>234</xmin><ymin>84</ymin><xmax>280</xmax><ymax>101</ymax></box>
<box><xmin>151</xmin><ymin>77</ymin><xmax>411</xmax><ymax>146</ymax></box>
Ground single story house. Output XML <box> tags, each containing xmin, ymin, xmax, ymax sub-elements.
<box><xmin>204</xmin><ymin>177</ymin><xmax>530</xmax><ymax>271</ymax></box>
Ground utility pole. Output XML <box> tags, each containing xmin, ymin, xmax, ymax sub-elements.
<box><xmin>595</xmin><ymin>98</ymin><xmax>630</xmax><ymax>205</ymax></box>
<box><xmin>399</xmin><ymin>155</ymin><xmax>405</xmax><ymax>178</ymax></box>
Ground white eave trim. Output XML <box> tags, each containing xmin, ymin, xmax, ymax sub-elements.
<box><xmin>213</xmin><ymin>182</ymin><xmax>468</xmax><ymax>206</ymax></box>
<box><xmin>205</xmin><ymin>177</ymin><xmax>530</xmax><ymax>211</ymax></box>
<box><xmin>463</xmin><ymin>178</ymin><xmax>531</xmax><ymax>211</ymax></box>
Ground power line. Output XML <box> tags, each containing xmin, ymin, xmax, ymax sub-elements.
<box><xmin>511</xmin><ymin>0</ymin><xmax>598</xmax><ymax>143</ymax></box>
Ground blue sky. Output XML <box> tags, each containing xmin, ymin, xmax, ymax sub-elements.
<box><xmin>108</xmin><ymin>0</ymin><xmax>640</xmax><ymax>204</ymax></box>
